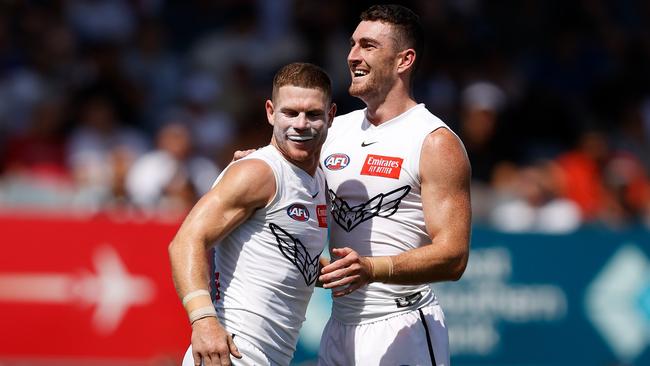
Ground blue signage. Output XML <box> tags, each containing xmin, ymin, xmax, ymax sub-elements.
<box><xmin>292</xmin><ymin>226</ymin><xmax>650</xmax><ymax>365</ymax></box>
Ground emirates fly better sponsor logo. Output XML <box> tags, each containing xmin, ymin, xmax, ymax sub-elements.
<box><xmin>361</xmin><ymin>154</ymin><xmax>403</xmax><ymax>179</ymax></box>
<box><xmin>287</xmin><ymin>203</ymin><xmax>310</xmax><ymax>221</ymax></box>
<box><xmin>324</xmin><ymin>153</ymin><xmax>350</xmax><ymax>170</ymax></box>
<box><xmin>316</xmin><ymin>204</ymin><xmax>328</xmax><ymax>228</ymax></box>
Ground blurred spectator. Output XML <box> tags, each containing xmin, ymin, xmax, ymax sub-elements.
<box><xmin>0</xmin><ymin>68</ymin><xmax>49</xmax><ymax>136</ymax></box>
<box><xmin>0</xmin><ymin>96</ymin><xmax>78</xmax><ymax>210</ymax></box>
<box><xmin>459</xmin><ymin>81</ymin><xmax>507</xmax><ymax>183</ymax></box>
<box><xmin>0</xmin><ymin>0</ymin><xmax>647</xmax><ymax>228</ymax></box>
<box><xmin>65</xmin><ymin>0</ymin><xmax>136</xmax><ymax>44</ymax></box>
<box><xmin>77</xmin><ymin>43</ymin><xmax>144</xmax><ymax>126</ymax></box>
<box><xmin>126</xmin><ymin>121</ymin><xmax>220</xmax><ymax>213</ymax></box>
<box><xmin>555</xmin><ymin>130</ymin><xmax>611</xmax><ymax>223</ymax></box>
<box><xmin>0</xmin><ymin>5</ymin><xmax>78</xmax><ymax>146</ymax></box>
<box><xmin>458</xmin><ymin>81</ymin><xmax>510</xmax><ymax>222</ymax></box>
<box><xmin>423</xmin><ymin>74</ymin><xmax>457</xmax><ymax>124</ymax></box>
<box><xmin>555</xmin><ymin>129</ymin><xmax>650</xmax><ymax>228</ymax></box>
<box><xmin>613</xmin><ymin>98</ymin><xmax>650</xmax><ymax>173</ymax></box>
<box><xmin>166</xmin><ymin>72</ymin><xmax>237</xmax><ymax>166</ymax></box>
<box><xmin>2</xmin><ymin>98</ymin><xmax>69</xmax><ymax>181</ymax></box>
<box><xmin>602</xmin><ymin>151</ymin><xmax>650</xmax><ymax>227</ymax></box>
<box><xmin>255</xmin><ymin>0</ymin><xmax>292</xmax><ymax>42</ymax></box>
<box><xmin>67</xmin><ymin>94</ymin><xmax>149</xmax><ymax>207</ymax></box>
<box><xmin>36</xmin><ymin>21</ymin><xmax>80</xmax><ymax>89</ymax></box>
<box><xmin>218</xmin><ymin>62</ymin><xmax>263</xmax><ymax>129</ymax></box>
<box><xmin>122</xmin><ymin>18</ymin><xmax>182</xmax><ymax>128</ymax></box>
<box><xmin>489</xmin><ymin>160</ymin><xmax>581</xmax><ymax>234</ymax></box>
<box><xmin>189</xmin><ymin>3</ymin><xmax>305</xmax><ymax>82</ymax></box>
<box><xmin>293</xmin><ymin>0</ymin><xmax>351</xmax><ymax>99</ymax></box>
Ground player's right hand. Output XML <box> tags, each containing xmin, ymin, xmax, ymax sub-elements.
<box><xmin>319</xmin><ymin>247</ymin><xmax>373</xmax><ymax>297</ymax></box>
<box><xmin>231</xmin><ymin>148</ymin><xmax>257</xmax><ymax>163</ymax></box>
<box><xmin>191</xmin><ymin>317</ymin><xmax>242</xmax><ymax>366</ymax></box>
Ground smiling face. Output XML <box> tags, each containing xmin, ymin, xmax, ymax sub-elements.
<box><xmin>267</xmin><ymin>85</ymin><xmax>336</xmax><ymax>175</ymax></box>
<box><xmin>348</xmin><ymin>20</ymin><xmax>402</xmax><ymax>102</ymax></box>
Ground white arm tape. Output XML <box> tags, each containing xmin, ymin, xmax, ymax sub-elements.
<box><xmin>182</xmin><ymin>289</ymin><xmax>211</xmax><ymax>306</ymax></box>
<box><xmin>189</xmin><ymin>306</ymin><xmax>218</xmax><ymax>324</ymax></box>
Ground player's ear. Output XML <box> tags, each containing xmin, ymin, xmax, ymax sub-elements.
<box><xmin>265</xmin><ymin>99</ymin><xmax>275</xmax><ymax>126</ymax></box>
<box><xmin>327</xmin><ymin>103</ymin><xmax>337</xmax><ymax>128</ymax></box>
<box><xmin>396</xmin><ymin>48</ymin><xmax>416</xmax><ymax>74</ymax></box>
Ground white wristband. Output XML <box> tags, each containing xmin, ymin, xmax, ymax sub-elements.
<box><xmin>189</xmin><ymin>306</ymin><xmax>218</xmax><ymax>324</ymax></box>
<box><xmin>182</xmin><ymin>289</ymin><xmax>211</xmax><ymax>306</ymax></box>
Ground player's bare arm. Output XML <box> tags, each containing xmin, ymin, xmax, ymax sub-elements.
<box><xmin>169</xmin><ymin>159</ymin><xmax>275</xmax><ymax>366</ymax></box>
<box><xmin>320</xmin><ymin>128</ymin><xmax>471</xmax><ymax>296</ymax></box>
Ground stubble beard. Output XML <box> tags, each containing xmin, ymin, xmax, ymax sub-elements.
<box><xmin>349</xmin><ymin>63</ymin><xmax>383</xmax><ymax>98</ymax></box>
<box><xmin>349</xmin><ymin>69</ymin><xmax>394</xmax><ymax>104</ymax></box>
<box><xmin>349</xmin><ymin>76</ymin><xmax>374</xmax><ymax>99</ymax></box>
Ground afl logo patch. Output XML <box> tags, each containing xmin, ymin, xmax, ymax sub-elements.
<box><xmin>324</xmin><ymin>153</ymin><xmax>350</xmax><ymax>170</ymax></box>
<box><xmin>287</xmin><ymin>203</ymin><xmax>310</xmax><ymax>221</ymax></box>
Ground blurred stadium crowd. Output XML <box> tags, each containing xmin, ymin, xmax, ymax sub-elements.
<box><xmin>0</xmin><ymin>0</ymin><xmax>649</xmax><ymax>231</ymax></box>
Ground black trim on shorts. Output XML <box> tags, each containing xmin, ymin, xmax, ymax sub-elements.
<box><xmin>418</xmin><ymin>308</ymin><xmax>437</xmax><ymax>365</ymax></box>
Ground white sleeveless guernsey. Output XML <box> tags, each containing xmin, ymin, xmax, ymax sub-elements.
<box><xmin>321</xmin><ymin>104</ymin><xmax>452</xmax><ymax>324</ymax></box>
<box><xmin>212</xmin><ymin>145</ymin><xmax>328</xmax><ymax>365</ymax></box>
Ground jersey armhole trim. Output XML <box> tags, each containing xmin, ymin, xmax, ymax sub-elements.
<box><xmin>415</xmin><ymin>126</ymin><xmax>449</xmax><ymax>183</ymax></box>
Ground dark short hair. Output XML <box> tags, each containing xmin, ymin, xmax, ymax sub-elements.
<box><xmin>272</xmin><ymin>62</ymin><xmax>332</xmax><ymax>103</ymax></box>
<box><xmin>360</xmin><ymin>4</ymin><xmax>424</xmax><ymax>73</ymax></box>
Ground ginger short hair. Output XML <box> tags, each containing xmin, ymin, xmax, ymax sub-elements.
<box><xmin>272</xmin><ymin>62</ymin><xmax>332</xmax><ymax>103</ymax></box>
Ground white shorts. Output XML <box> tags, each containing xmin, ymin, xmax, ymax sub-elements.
<box><xmin>182</xmin><ymin>334</ymin><xmax>279</xmax><ymax>366</ymax></box>
<box><xmin>318</xmin><ymin>303</ymin><xmax>450</xmax><ymax>366</ymax></box>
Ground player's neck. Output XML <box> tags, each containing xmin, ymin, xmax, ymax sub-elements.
<box><xmin>364</xmin><ymin>89</ymin><xmax>417</xmax><ymax>126</ymax></box>
<box><xmin>271</xmin><ymin>139</ymin><xmax>320</xmax><ymax>176</ymax></box>
<box><xmin>286</xmin><ymin>155</ymin><xmax>318</xmax><ymax>177</ymax></box>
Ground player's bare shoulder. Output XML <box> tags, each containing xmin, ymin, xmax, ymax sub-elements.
<box><xmin>424</xmin><ymin>127</ymin><xmax>464</xmax><ymax>152</ymax></box>
<box><xmin>420</xmin><ymin>127</ymin><xmax>471</xmax><ymax>185</ymax></box>
<box><xmin>213</xmin><ymin>159</ymin><xmax>276</xmax><ymax>209</ymax></box>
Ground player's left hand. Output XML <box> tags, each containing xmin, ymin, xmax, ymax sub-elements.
<box><xmin>319</xmin><ymin>247</ymin><xmax>372</xmax><ymax>297</ymax></box>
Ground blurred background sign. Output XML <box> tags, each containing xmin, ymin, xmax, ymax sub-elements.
<box><xmin>0</xmin><ymin>215</ymin><xmax>649</xmax><ymax>366</ymax></box>
<box><xmin>434</xmin><ymin>227</ymin><xmax>650</xmax><ymax>366</ymax></box>
<box><xmin>0</xmin><ymin>213</ymin><xmax>188</xmax><ymax>365</ymax></box>
<box><xmin>295</xmin><ymin>227</ymin><xmax>650</xmax><ymax>366</ymax></box>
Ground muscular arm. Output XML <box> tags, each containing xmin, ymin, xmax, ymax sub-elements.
<box><xmin>168</xmin><ymin>159</ymin><xmax>275</xmax><ymax>365</ymax></box>
<box><xmin>169</xmin><ymin>159</ymin><xmax>275</xmax><ymax>300</ymax></box>
<box><xmin>320</xmin><ymin>128</ymin><xmax>471</xmax><ymax>294</ymax></box>
<box><xmin>389</xmin><ymin>128</ymin><xmax>471</xmax><ymax>283</ymax></box>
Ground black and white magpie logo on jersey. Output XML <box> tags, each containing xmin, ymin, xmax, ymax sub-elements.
<box><xmin>328</xmin><ymin>185</ymin><xmax>411</xmax><ymax>232</ymax></box>
<box><xmin>270</xmin><ymin>223</ymin><xmax>322</xmax><ymax>286</ymax></box>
